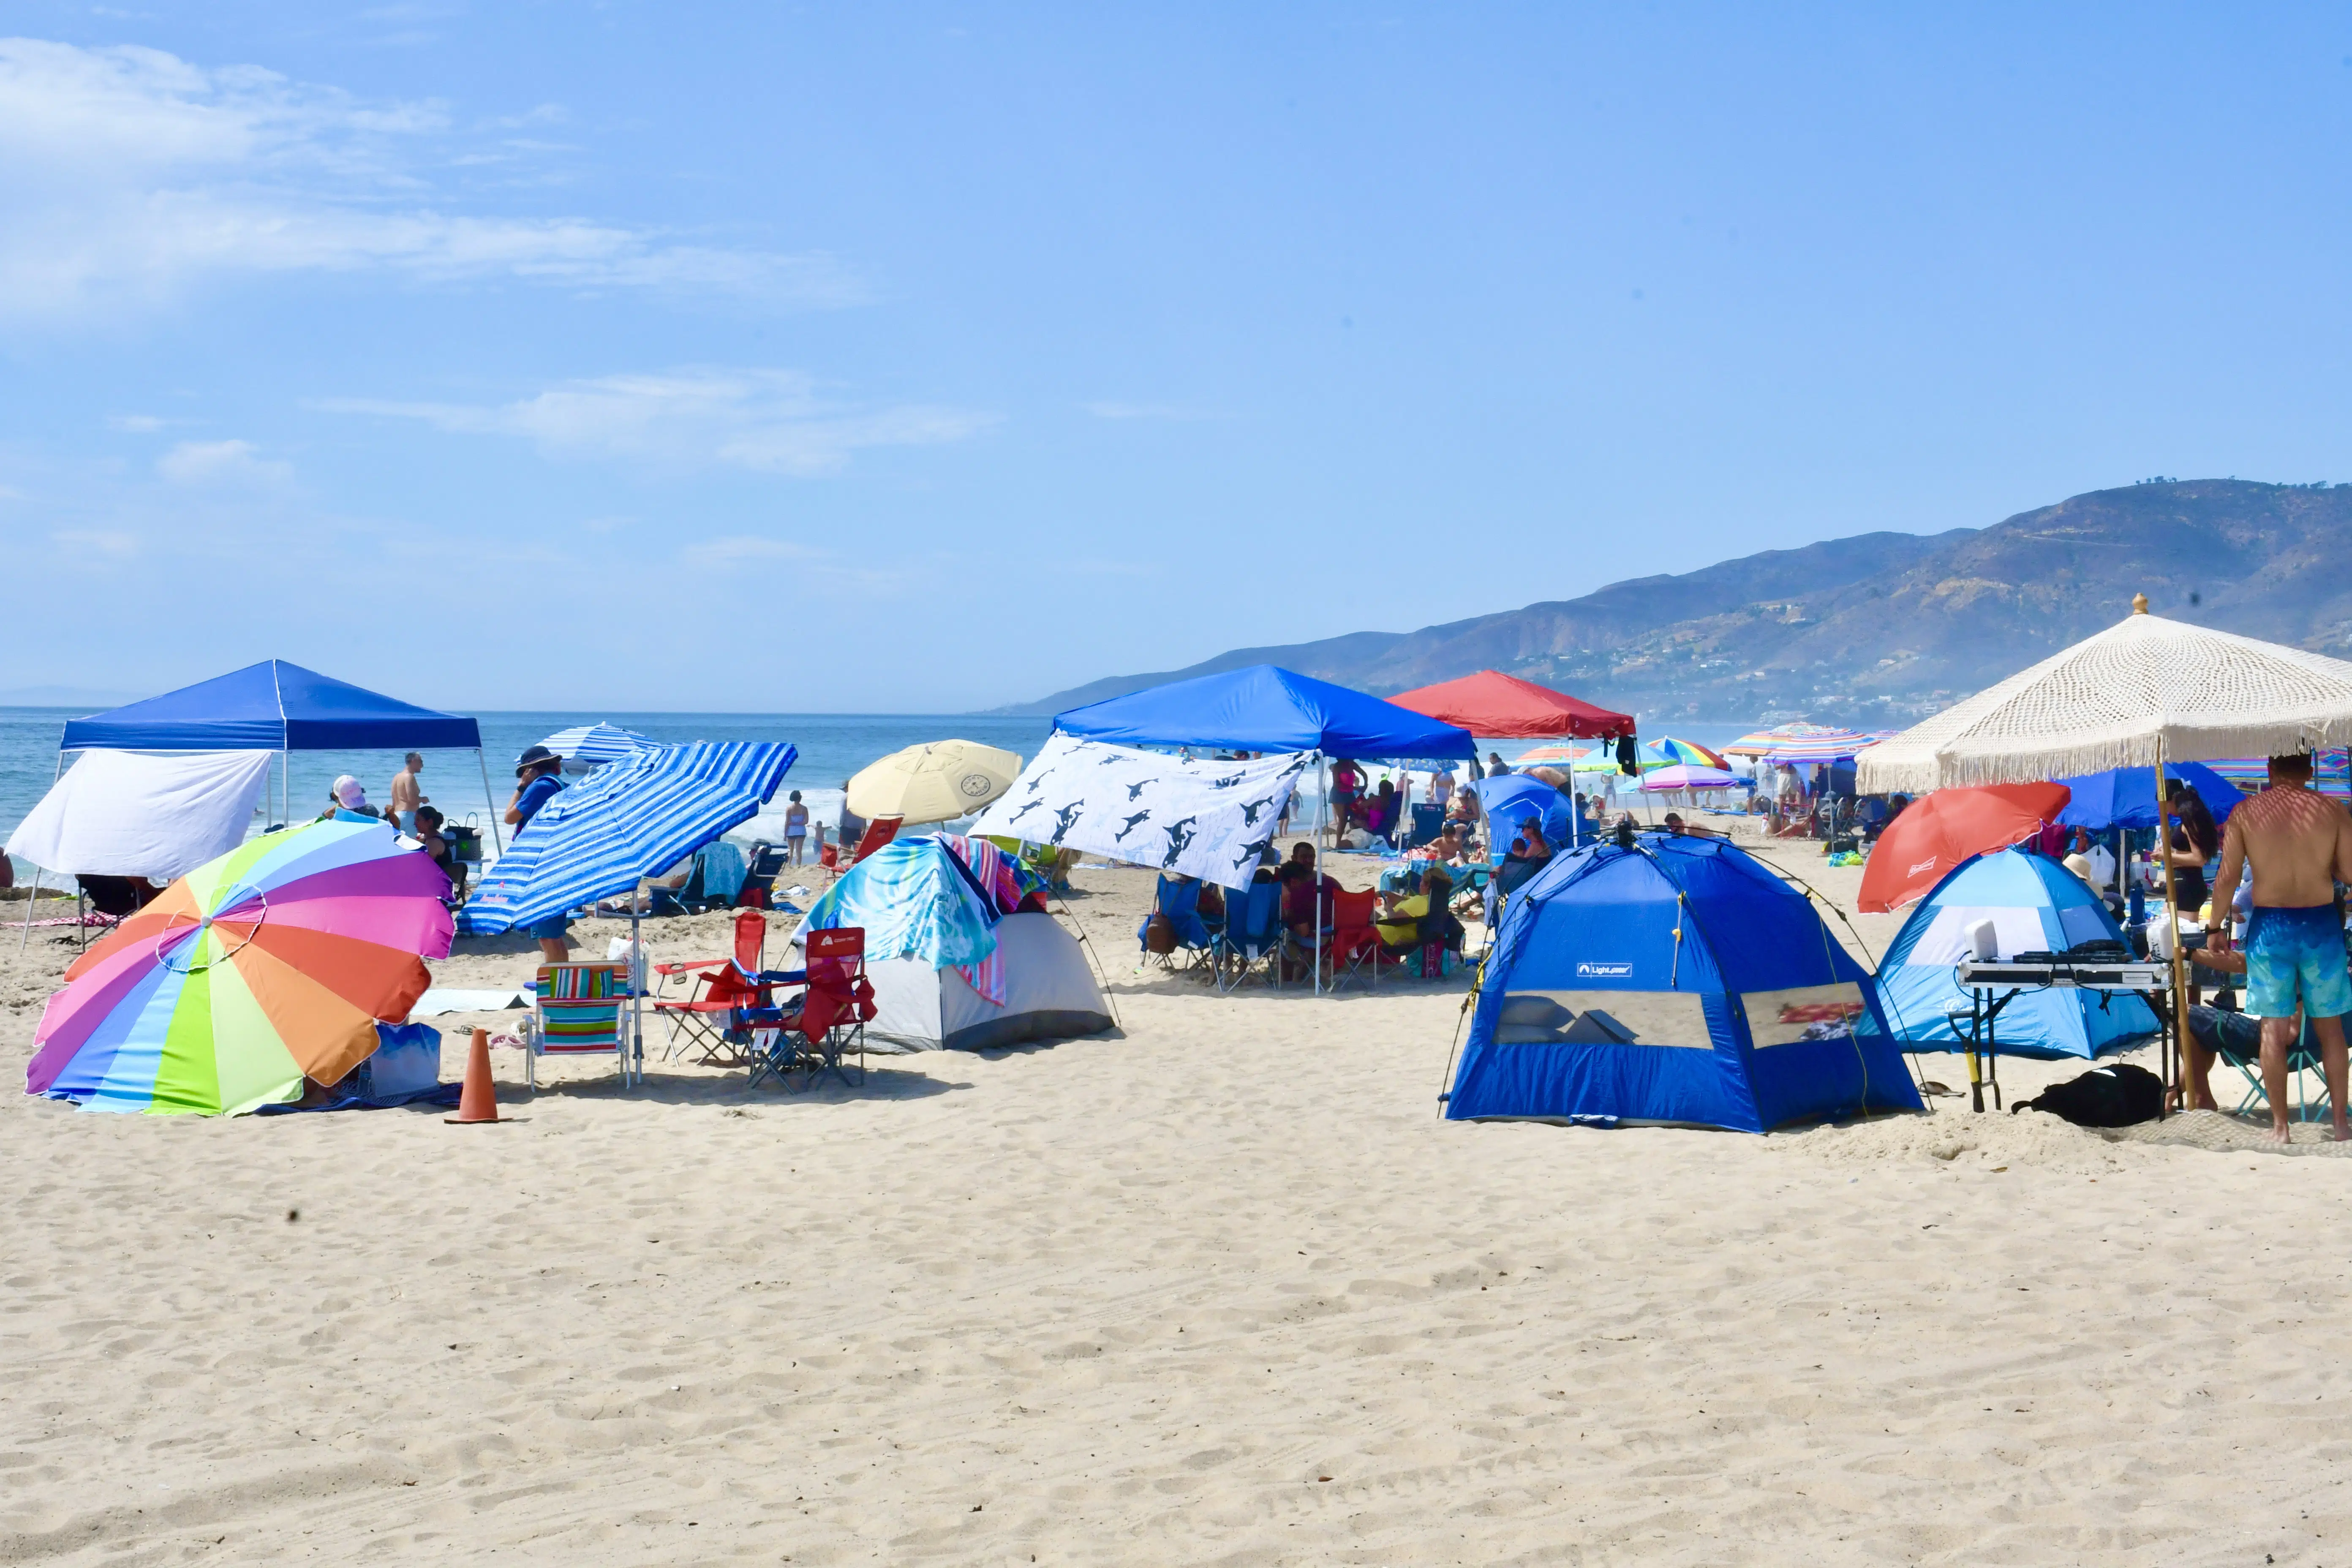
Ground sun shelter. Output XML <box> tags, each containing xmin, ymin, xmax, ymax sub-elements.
<box><xmin>1474</xmin><ymin>773</ymin><xmax>1573</xmax><ymax>849</ymax></box>
<box><xmin>2053</xmin><ymin>761</ymin><xmax>2241</xmax><ymax>831</ymax></box>
<box><xmin>1857</xmin><ymin>782</ymin><xmax>2070</xmax><ymax>915</ymax></box>
<box><xmin>970</xmin><ymin>734</ymin><xmax>1307</xmax><ymax>892</ymax></box>
<box><xmin>1446</xmin><ymin>833</ymin><xmax>1922</xmax><ymax>1132</ymax></box>
<box><xmin>1387</xmin><ymin>670</ymin><xmax>1632</xmax><ymax>741</ymax></box>
<box><xmin>1876</xmin><ymin>847</ymin><xmax>2158</xmax><ymax>1060</ymax></box>
<box><xmin>789</xmin><ymin>835</ymin><xmax>1112</xmax><ymax>1052</ymax></box>
<box><xmin>57</xmin><ymin>659</ymin><xmax>493</xmax><ymax>845</ymax></box>
<box><xmin>7</xmin><ymin>750</ymin><xmax>274</xmax><ymax>884</ymax></box>
<box><xmin>537</xmin><ymin>723</ymin><xmax>660</xmax><ymax>772</ymax></box>
<box><xmin>1054</xmin><ymin>665</ymin><xmax>1470</xmax><ymax>991</ymax></box>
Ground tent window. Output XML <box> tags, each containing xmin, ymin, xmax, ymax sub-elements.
<box><xmin>1741</xmin><ymin>983</ymin><xmax>1868</xmax><ymax>1048</ymax></box>
<box><xmin>1492</xmin><ymin>990</ymin><xmax>1712</xmax><ymax>1048</ymax></box>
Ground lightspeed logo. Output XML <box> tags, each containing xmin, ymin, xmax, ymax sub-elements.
<box><xmin>1575</xmin><ymin>961</ymin><xmax>1634</xmax><ymax>979</ymax></box>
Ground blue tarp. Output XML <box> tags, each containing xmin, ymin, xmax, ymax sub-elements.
<box><xmin>2055</xmin><ymin>761</ymin><xmax>2241</xmax><ymax>831</ymax></box>
<box><xmin>1446</xmin><ymin>834</ymin><xmax>1921</xmax><ymax>1132</ymax></box>
<box><xmin>62</xmin><ymin>661</ymin><xmax>481</xmax><ymax>752</ymax></box>
<box><xmin>1876</xmin><ymin>847</ymin><xmax>2158</xmax><ymax>1059</ymax></box>
<box><xmin>1054</xmin><ymin>664</ymin><xmax>1475</xmax><ymax>760</ymax></box>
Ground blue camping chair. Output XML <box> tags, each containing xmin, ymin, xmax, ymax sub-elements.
<box><xmin>1139</xmin><ymin>876</ymin><xmax>1216</xmax><ymax>977</ymax></box>
<box><xmin>1211</xmin><ymin>879</ymin><xmax>1285</xmax><ymax>993</ymax></box>
<box><xmin>2189</xmin><ymin>1005</ymin><xmax>2338</xmax><ymax>1123</ymax></box>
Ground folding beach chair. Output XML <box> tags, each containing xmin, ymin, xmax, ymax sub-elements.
<box><xmin>530</xmin><ymin>961</ymin><xmax>639</xmax><ymax>1088</ymax></box>
<box><xmin>1322</xmin><ymin>888</ymin><xmax>1383</xmax><ymax>992</ymax></box>
<box><xmin>2193</xmin><ymin>1005</ymin><xmax>2338</xmax><ymax>1123</ymax></box>
<box><xmin>746</xmin><ymin>926</ymin><xmax>874</xmax><ymax>1091</ymax></box>
<box><xmin>651</xmin><ymin>910</ymin><xmax>777</xmax><ymax>1066</ymax></box>
<box><xmin>736</xmin><ymin>841</ymin><xmax>790</xmax><ymax>909</ymax></box>
<box><xmin>1139</xmin><ymin>876</ymin><xmax>1216</xmax><ymax>977</ymax></box>
<box><xmin>1211</xmin><ymin>879</ymin><xmax>1285</xmax><ymax>993</ymax></box>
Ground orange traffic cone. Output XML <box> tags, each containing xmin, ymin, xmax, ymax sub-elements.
<box><xmin>444</xmin><ymin>1027</ymin><xmax>502</xmax><ymax>1124</ymax></box>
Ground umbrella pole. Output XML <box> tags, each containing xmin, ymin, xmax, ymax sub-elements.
<box><xmin>476</xmin><ymin>749</ymin><xmax>505</xmax><ymax>856</ymax></box>
<box><xmin>17</xmin><ymin>869</ymin><xmax>39</xmax><ymax>953</ymax></box>
<box><xmin>2155</xmin><ymin>756</ymin><xmax>2189</xmax><ymax>1105</ymax></box>
<box><xmin>630</xmin><ymin>906</ymin><xmax>645</xmax><ymax>1088</ymax></box>
<box><xmin>1314</xmin><ymin>751</ymin><xmax>1325</xmax><ymax>998</ymax></box>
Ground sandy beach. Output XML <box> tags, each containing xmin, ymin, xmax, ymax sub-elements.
<box><xmin>5</xmin><ymin>819</ymin><xmax>2351</xmax><ymax>1565</ymax></box>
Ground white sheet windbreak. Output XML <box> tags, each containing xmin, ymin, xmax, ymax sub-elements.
<box><xmin>5</xmin><ymin>749</ymin><xmax>274</xmax><ymax>878</ymax></box>
<box><xmin>969</xmin><ymin>733</ymin><xmax>1309</xmax><ymax>891</ymax></box>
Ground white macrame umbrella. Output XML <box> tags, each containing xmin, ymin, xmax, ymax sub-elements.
<box><xmin>1858</xmin><ymin>598</ymin><xmax>2352</xmax><ymax>795</ymax></box>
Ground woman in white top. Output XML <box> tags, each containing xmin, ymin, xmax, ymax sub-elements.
<box><xmin>783</xmin><ymin>790</ymin><xmax>810</xmax><ymax>865</ymax></box>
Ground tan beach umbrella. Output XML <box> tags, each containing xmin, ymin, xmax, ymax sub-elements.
<box><xmin>847</xmin><ymin>740</ymin><xmax>1024</xmax><ymax>825</ymax></box>
<box><xmin>1857</xmin><ymin>596</ymin><xmax>2352</xmax><ymax>795</ymax></box>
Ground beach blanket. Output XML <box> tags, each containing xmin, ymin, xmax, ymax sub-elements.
<box><xmin>970</xmin><ymin>734</ymin><xmax>1309</xmax><ymax>892</ymax></box>
<box><xmin>254</xmin><ymin>1083</ymin><xmax>462</xmax><ymax>1116</ymax></box>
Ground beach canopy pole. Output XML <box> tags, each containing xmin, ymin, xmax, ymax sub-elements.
<box><xmin>476</xmin><ymin>749</ymin><xmax>505</xmax><ymax>856</ymax></box>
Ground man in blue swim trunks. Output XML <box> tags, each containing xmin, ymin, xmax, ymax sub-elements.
<box><xmin>2208</xmin><ymin>753</ymin><xmax>2352</xmax><ymax>1142</ymax></box>
<box><xmin>505</xmin><ymin>744</ymin><xmax>572</xmax><ymax>963</ymax></box>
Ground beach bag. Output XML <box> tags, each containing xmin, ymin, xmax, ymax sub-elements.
<box><xmin>1143</xmin><ymin>911</ymin><xmax>1177</xmax><ymax>955</ymax></box>
<box><xmin>2013</xmin><ymin>1062</ymin><xmax>2164</xmax><ymax>1127</ymax></box>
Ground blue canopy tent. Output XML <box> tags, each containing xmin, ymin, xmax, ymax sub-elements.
<box><xmin>1446</xmin><ymin>833</ymin><xmax>1921</xmax><ymax>1131</ymax></box>
<box><xmin>24</xmin><ymin>662</ymin><xmax>493</xmax><ymax>945</ymax></box>
<box><xmin>1876</xmin><ymin>847</ymin><xmax>2158</xmax><ymax>1060</ymax></box>
<box><xmin>1054</xmin><ymin>663</ymin><xmax>1473</xmax><ymax>993</ymax></box>
<box><xmin>1054</xmin><ymin>664</ymin><xmax>1475</xmax><ymax>760</ymax></box>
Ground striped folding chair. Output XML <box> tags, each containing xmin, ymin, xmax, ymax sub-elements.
<box><xmin>530</xmin><ymin>961</ymin><xmax>640</xmax><ymax>1088</ymax></box>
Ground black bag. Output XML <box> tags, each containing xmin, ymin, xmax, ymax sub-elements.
<box><xmin>2013</xmin><ymin>1062</ymin><xmax>2164</xmax><ymax>1127</ymax></box>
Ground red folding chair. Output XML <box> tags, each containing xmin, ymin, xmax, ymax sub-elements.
<box><xmin>651</xmin><ymin>909</ymin><xmax>775</xmax><ymax>1066</ymax></box>
<box><xmin>748</xmin><ymin>926</ymin><xmax>875</xmax><ymax>1090</ymax></box>
<box><xmin>1322</xmin><ymin>888</ymin><xmax>1384</xmax><ymax>991</ymax></box>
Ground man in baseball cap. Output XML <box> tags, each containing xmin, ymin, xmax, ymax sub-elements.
<box><xmin>505</xmin><ymin>745</ymin><xmax>570</xmax><ymax>961</ymax></box>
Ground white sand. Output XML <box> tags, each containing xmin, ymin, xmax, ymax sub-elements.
<box><xmin>5</xmin><ymin>825</ymin><xmax>2351</xmax><ymax>1564</ymax></box>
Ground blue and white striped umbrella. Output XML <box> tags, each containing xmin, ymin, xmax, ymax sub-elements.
<box><xmin>536</xmin><ymin>722</ymin><xmax>661</xmax><ymax>765</ymax></box>
<box><xmin>463</xmin><ymin>741</ymin><xmax>797</xmax><ymax>933</ymax></box>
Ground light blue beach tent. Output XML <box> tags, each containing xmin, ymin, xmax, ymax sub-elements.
<box><xmin>1875</xmin><ymin>847</ymin><xmax>2157</xmax><ymax>1059</ymax></box>
<box><xmin>1446</xmin><ymin>833</ymin><xmax>1922</xmax><ymax>1132</ymax></box>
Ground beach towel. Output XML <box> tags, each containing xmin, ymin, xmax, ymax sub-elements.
<box><xmin>697</xmin><ymin>840</ymin><xmax>748</xmax><ymax>902</ymax></box>
<box><xmin>800</xmin><ymin>837</ymin><xmax>1004</xmax><ymax>1000</ymax></box>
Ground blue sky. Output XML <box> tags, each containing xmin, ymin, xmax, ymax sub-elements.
<box><xmin>3</xmin><ymin>4</ymin><xmax>2350</xmax><ymax>711</ymax></box>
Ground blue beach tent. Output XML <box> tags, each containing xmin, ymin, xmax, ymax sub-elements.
<box><xmin>1446</xmin><ymin>833</ymin><xmax>1922</xmax><ymax>1132</ymax></box>
<box><xmin>1876</xmin><ymin>847</ymin><xmax>2157</xmax><ymax>1059</ymax></box>
<box><xmin>2054</xmin><ymin>760</ymin><xmax>2241</xmax><ymax>832</ymax></box>
<box><xmin>1054</xmin><ymin>664</ymin><xmax>1474</xmax><ymax>760</ymax></box>
<box><xmin>61</xmin><ymin>660</ymin><xmax>480</xmax><ymax>752</ymax></box>
<box><xmin>1474</xmin><ymin>773</ymin><xmax>1575</xmax><ymax>848</ymax></box>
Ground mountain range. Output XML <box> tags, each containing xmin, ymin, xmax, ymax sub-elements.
<box><xmin>1003</xmin><ymin>479</ymin><xmax>2352</xmax><ymax>727</ymax></box>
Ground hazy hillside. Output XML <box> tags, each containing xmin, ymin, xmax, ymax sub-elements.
<box><xmin>1003</xmin><ymin>480</ymin><xmax>2352</xmax><ymax>727</ymax></box>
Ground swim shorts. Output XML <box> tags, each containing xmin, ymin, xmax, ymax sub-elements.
<box><xmin>527</xmin><ymin>912</ymin><xmax>572</xmax><ymax>941</ymax></box>
<box><xmin>2243</xmin><ymin>904</ymin><xmax>2352</xmax><ymax>1020</ymax></box>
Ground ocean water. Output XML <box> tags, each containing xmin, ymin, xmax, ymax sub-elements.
<box><xmin>0</xmin><ymin>708</ymin><xmax>1772</xmax><ymax>885</ymax></box>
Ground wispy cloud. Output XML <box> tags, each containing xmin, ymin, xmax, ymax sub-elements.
<box><xmin>323</xmin><ymin>369</ymin><xmax>996</xmax><ymax>475</ymax></box>
<box><xmin>156</xmin><ymin>438</ymin><xmax>291</xmax><ymax>487</ymax></box>
<box><xmin>52</xmin><ymin>528</ymin><xmax>139</xmax><ymax>559</ymax></box>
<box><xmin>0</xmin><ymin>38</ymin><xmax>860</xmax><ymax>323</ymax></box>
<box><xmin>682</xmin><ymin>535</ymin><xmax>823</xmax><ymax>567</ymax></box>
<box><xmin>1085</xmin><ymin>401</ymin><xmax>1226</xmax><ymax>422</ymax></box>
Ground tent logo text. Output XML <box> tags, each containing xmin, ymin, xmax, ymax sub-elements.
<box><xmin>1575</xmin><ymin>961</ymin><xmax>1634</xmax><ymax>978</ymax></box>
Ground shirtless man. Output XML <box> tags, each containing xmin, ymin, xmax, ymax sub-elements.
<box><xmin>2206</xmin><ymin>753</ymin><xmax>2352</xmax><ymax>1142</ymax></box>
<box><xmin>388</xmin><ymin>752</ymin><xmax>426</xmax><ymax>834</ymax></box>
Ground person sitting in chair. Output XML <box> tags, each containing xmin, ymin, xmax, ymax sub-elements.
<box><xmin>1377</xmin><ymin>866</ymin><xmax>1462</xmax><ymax>961</ymax></box>
<box><xmin>1495</xmin><ymin>816</ymin><xmax>1553</xmax><ymax>898</ymax></box>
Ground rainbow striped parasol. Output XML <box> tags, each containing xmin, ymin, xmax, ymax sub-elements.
<box><xmin>26</xmin><ymin>819</ymin><xmax>452</xmax><ymax>1115</ymax></box>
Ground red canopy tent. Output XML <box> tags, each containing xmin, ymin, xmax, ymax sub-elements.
<box><xmin>1386</xmin><ymin>670</ymin><xmax>1633</xmax><ymax>740</ymax></box>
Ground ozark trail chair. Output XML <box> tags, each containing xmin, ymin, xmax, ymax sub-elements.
<box><xmin>746</xmin><ymin>926</ymin><xmax>875</xmax><ymax>1091</ymax></box>
<box><xmin>651</xmin><ymin>909</ymin><xmax>780</xmax><ymax>1067</ymax></box>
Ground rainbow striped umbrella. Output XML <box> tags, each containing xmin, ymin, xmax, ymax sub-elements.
<box><xmin>2204</xmin><ymin>750</ymin><xmax>2351</xmax><ymax>801</ymax></box>
<box><xmin>1647</xmin><ymin>736</ymin><xmax>1731</xmax><ymax>769</ymax></box>
<box><xmin>1722</xmin><ymin>722</ymin><xmax>1839</xmax><ymax>757</ymax></box>
<box><xmin>1512</xmin><ymin>742</ymin><xmax>1593</xmax><ymax>766</ymax></box>
<box><xmin>26</xmin><ymin>819</ymin><xmax>452</xmax><ymax>1115</ymax></box>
